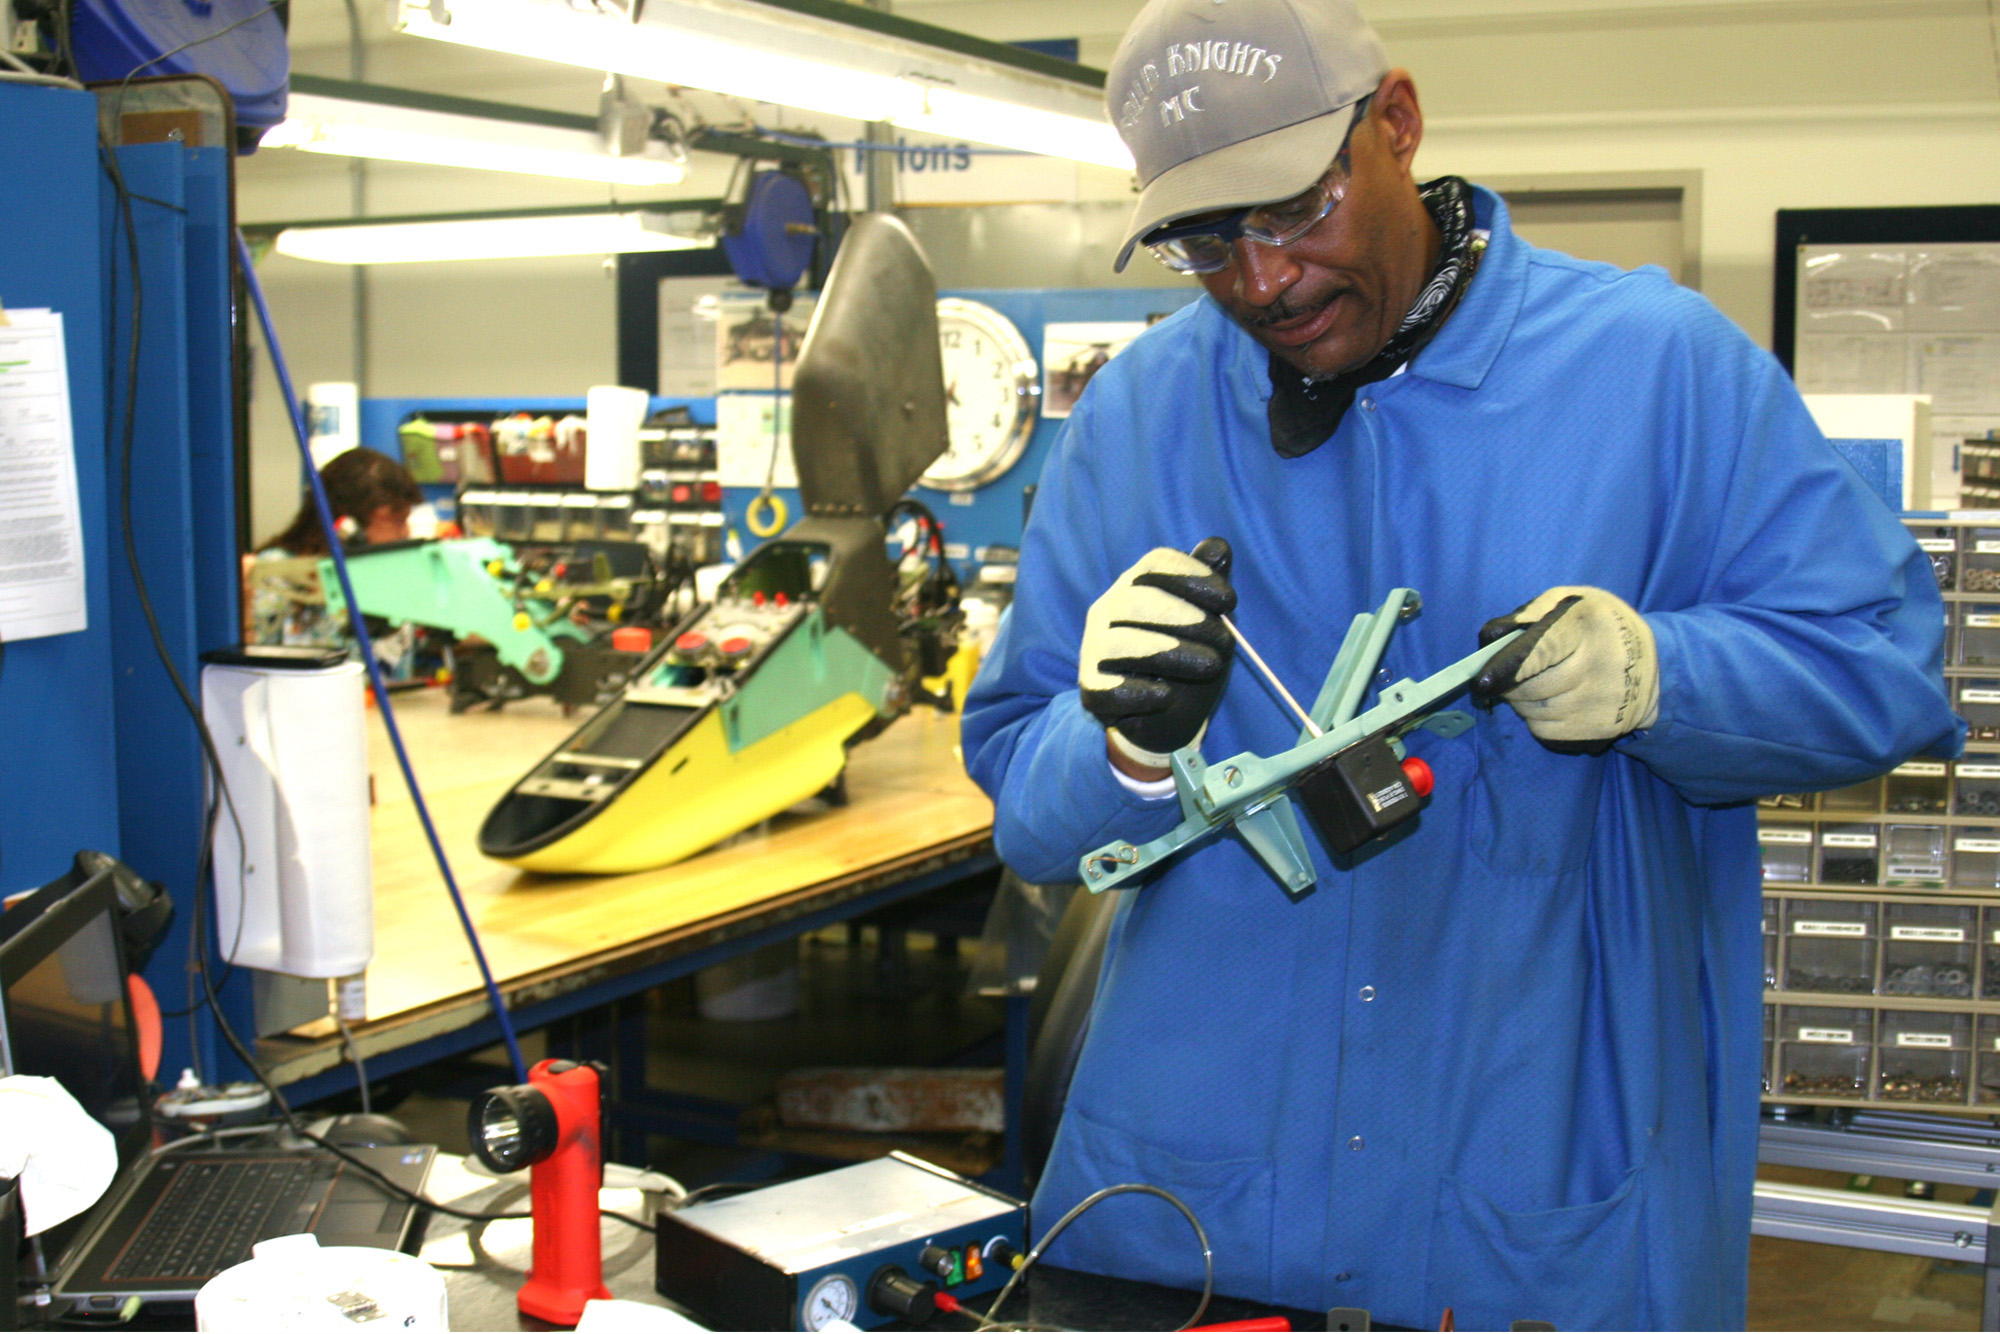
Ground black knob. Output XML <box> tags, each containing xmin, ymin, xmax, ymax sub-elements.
<box><xmin>868</xmin><ymin>1267</ymin><xmax>937</xmax><ymax>1320</ymax></box>
<box><xmin>917</xmin><ymin>1245</ymin><xmax>955</xmax><ymax>1280</ymax></box>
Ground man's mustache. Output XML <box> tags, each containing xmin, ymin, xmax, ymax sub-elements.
<box><xmin>1247</xmin><ymin>288</ymin><xmax>1340</xmax><ymax>328</ymax></box>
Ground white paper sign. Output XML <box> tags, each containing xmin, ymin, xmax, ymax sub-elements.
<box><xmin>1792</xmin><ymin>921</ymin><xmax>1868</xmax><ymax>937</ymax></box>
<box><xmin>1890</xmin><ymin>925</ymin><xmax>1966</xmax><ymax>942</ymax></box>
<box><xmin>714</xmin><ymin>394</ymin><xmax>797</xmax><ymax>489</ymax></box>
<box><xmin>1798</xmin><ymin>1027</ymin><xmax>1856</xmax><ymax>1044</ymax></box>
<box><xmin>0</xmin><ymin>310</ymin><xmax>87</xmax><ymax>641</ymax></box>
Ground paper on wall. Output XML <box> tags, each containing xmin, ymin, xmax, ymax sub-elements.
<box><xmin>715</xmin><ymin>393</ymin><xmax>797</xmax><ymax>488</ymax></box>
<box><xmin>1909</xmin><ymin>249</ymin><xmax>2000</xmax><ymax>332</ymax></box>
<box><xmin>1800</xmin><ymin>249</ymin><xmax>1906</xmax><ymax>333</ymax></box>
<box><xmin>1796</xmin><ymin>334</ymin><xmax>1906</xmax><ymax>395</ymax></box>
<box><xmin>0</xmin><ymin>308</ymin><xmax>86</xmax><ymax>642</ymax></box>
<box><xmin>1914</xmin><ymin>335</ymin><xmax>2000</xmax><ymax>416</ymax></box>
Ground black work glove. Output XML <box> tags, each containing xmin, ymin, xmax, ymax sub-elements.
<box><xmin>1470</xmin><ymin>586</ymin><xmax>1660</xmax><ymax>756</ymax></box>
<box><xmin>1078</xmin><ymin>537</ymin><xmax>1236</xmax><ymax>768</ymax></box>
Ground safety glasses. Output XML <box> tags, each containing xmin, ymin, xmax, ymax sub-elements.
<box><xmin>1142</xmin><ymin>99</ymin><xmax>1369</xmax><ymax>275</ymax></box>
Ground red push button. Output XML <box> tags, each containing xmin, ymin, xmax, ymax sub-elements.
<box><xmin>720</xmin><ymin>636</ymin><xmax>754</xmax><ymax>657</ymax></box>
<box><xmin>675</xmin><ymin>632</ymin><xmax>708</xmax><ymax>652</ymax></box>
<box><xmin>1400</xmin><ymin>756</ymin><xmax>1434</xmax><ymax>797</ymax></box>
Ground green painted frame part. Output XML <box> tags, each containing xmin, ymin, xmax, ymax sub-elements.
<box><xmin>1078</xmin><ymin>589</ymin><xmax>1521</xmax><ymax>895</ymax></box>
<box><xmin>718</xmin><ymin>609</ymin><xmax>895</xmax><ymax>753</ymax></box>
<box><xmin>321</xmin><ymin>538</ymin><xmax>586</xmax><ymax>685</ymax></box>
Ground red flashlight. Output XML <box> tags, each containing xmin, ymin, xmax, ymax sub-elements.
<box><xmin>468</xmin><ymin>1059</ymin><xmax>614</xmax><ymax>1326</ymax></box>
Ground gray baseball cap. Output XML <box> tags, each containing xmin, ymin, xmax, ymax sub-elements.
<box><xmin>1106</xmin><ymin>0</ymin><xmax>1389</xmax><ymax>272</ymax></box>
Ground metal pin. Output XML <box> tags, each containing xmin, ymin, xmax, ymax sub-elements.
<box><xmin>1222</xmin><ymin>615</ymin><xmax>1322</xmax><ymax>738</ymax></box>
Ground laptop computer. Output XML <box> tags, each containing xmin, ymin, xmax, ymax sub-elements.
<box><xmin>1</xmin><ymin>864</ymin><xmax>437</xmax><ymax>1316</ymax></box>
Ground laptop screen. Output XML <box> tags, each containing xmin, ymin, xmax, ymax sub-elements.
<box><xmin>0</xmin><ymin>869</ymin><xmax>149</xmax><ymax>1262</ymax></box>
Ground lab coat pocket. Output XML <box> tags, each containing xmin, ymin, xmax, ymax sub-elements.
<box><xmin>1044</xmin><ymin>1104</ymin><xmax>1276</xmax><ymax>1301</ymax></box>
<box><xmin>1424</xmin><ymin>1158</ymin><xmax>1650</xmax><ymax>1332</ymax></box>
<box><xmin>1466</xmin><ymin>710</ymin><xmax>1605</xmax><ymax>877</ymax></box>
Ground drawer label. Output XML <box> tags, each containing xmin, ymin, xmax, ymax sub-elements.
<box><xmin>1971</xmin><ymin>615</ymin><xmax>2000</xmax><ymax>629</ymax></box>
<box><xmin>1822</xmin><ymin>833</ymin><xmax>1879</xmax><ymax>849</ymax></box>
<box><xmin>1919</xmin><ymin>537</ymin><xmax>1957</xmax><ymax>552</ymax></box>
<box><xmin>1977</xmin><ymin>540</ymin><xmax>2000</xmax><ymax>553</ymax></box>
<box><xmin>1895</xmin><ymin>1032</ymin><xmax>1955</xmax><ymax>1048</ymax></box>
<box><xmin>1793</xmin><ymin>920</ymin><xmax>1868</xmax><ymax>937</ymax></box>
<box><xmin>1957</xmin><ymin>765</ymin><xmax>2000</xmax><ymax>779</ymax></box>
<box><xmin>1957</xmin><ymin>839</ymin><xmax>2000</xmax><ymax>854</ymax></box>
<box><xmin>1799</xmin><ymin>1028</ymin><xmax>1856</xmax><ymax>1044</ymax></box>
<box><xmin>1890</xmin><ymin>925</ymin><xmax>1966</xmax><ymax>942</ymax></box>
<box><xmin>1962</xmin><ymin>690</ymin><xmax>2000</xmax><ymax>704</ymax></box>
<box><xmin>1759</xmin><ymin>829</ymin><xmax>1814</xmax><ymax>845</ymax></box>
<box><xmin>1895</xmin><ymin>762</ymin><xmax>1949</xmax><ymax>777</ymax></box>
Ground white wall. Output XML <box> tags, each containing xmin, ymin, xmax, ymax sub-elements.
<box><xmin>1423</xmin><ymin>103</ymin><xmax>2000</xmax><ymax>348</ymax></box>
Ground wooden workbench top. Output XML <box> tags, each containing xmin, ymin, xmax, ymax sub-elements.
<box><xmin>265</xmin><ymin>689</ymin><xmax>993</xmax><ymax>1079</ymax></box>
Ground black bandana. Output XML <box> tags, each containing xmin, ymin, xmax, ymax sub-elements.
<box><xmin>1266</xmin><ymin>175</ymin><xmax>1485</xmax><ymax>458</ymax></box>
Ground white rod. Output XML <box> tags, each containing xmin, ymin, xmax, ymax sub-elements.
<box><xmin>1222</xmin><ymin>615</ymin><xmax>1323</xmax><ymax>738</ymax></box>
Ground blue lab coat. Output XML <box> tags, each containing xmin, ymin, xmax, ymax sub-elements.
<box><xmin>961</xmin><ymin>187</ymin><xmax>1962</xmax><ymax>1331</ymax></box>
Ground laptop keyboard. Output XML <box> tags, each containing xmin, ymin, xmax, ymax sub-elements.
<box><xmin>108</xmin><ymin>1156</ymin><xmax>341</xmax><ymax>1282</ymax></box>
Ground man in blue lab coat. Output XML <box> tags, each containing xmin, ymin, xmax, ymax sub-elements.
<box><xmin>960</xmin><ymin>0</ymin><xmax>1962</xmax><ymax>1327</ymax></box>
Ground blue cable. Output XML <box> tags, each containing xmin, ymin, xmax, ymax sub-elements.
<box><xmin>234</xmin><ymin>230</ymin><xmax>529</xmax><ymax>1084</ymax></box>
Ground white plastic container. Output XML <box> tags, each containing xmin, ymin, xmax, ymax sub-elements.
<box><xmin>196</xmin><ymin>1234</ymin><xmax>446</xmax><ymax>1332</ymax></box>
<box><xmin>202</xmin><ymin>659</ymin><xmax>372</xmax><ymax>978</ymax></box>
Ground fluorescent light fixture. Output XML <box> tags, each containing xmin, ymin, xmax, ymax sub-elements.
<box><xmin>273</xmin><ymin>209</ymin><xmax>716</xmax><ymax>264</ymax></box>
<box><xmin>394</xmin><ymin>0</ymin><xmax>1132</xmax><ymax>171</ymax></box>
<box><xmin>263</xmin><ymin>78</ymin><xmax>686</xmax><ymax>186</ymax></box>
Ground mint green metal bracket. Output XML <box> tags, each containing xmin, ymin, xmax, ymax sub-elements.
<box><xmin>1079</xmin><ymin>588</ymin><xmax>1517</xmax><ymax>896</ymax></box>
<box><xmin>716</xmin><ymin>610</ymin><xmax>896</xmax><ymax>753</ymax></box>
<box><xmin>320</xmin><ymin>537</ymin><xmax>587</xmax><ymax>685</ymax></box>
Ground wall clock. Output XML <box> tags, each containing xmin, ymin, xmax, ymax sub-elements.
<box><xmin>921</xmin><ymin>297</ymin><xmax>1040</xmax><ymax>492</ymax></box>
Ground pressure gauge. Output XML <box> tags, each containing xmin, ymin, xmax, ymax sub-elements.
<box><xmin>801</xmin><ymin>1273</ymin><xmax>859</xmax><ymax>1330</ymax></box>
<box><xmin>922</xmin><ymin>297</ymin><xmax>1039</xmax><ymax>492</ymax></box>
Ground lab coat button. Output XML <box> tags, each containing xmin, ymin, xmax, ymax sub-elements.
<box><xmin>1362</xmin><ymin>398</ymin><xmax>1376</xmax><ymax>411</ymax></box>
<box><xmin>1335</xmin><ymin>1272</ymin><xmax>1353</xmax><ymax>1283</ymax></box>
<box><xmin>1358</xmin><ymin>986</ymin><xmax>1375</xmax><ymax>1002</ymax></box>
<box><xmin>1348</xmin><ymin>1136</ymin><xmax>1364</xmax><ymax>1151</ymax></box>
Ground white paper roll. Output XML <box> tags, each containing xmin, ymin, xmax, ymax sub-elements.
<box><xmin>586</xmin><ymin>384</ymin><xmax>651</xmax><ymax>492</ymax></box>
<box><xmin>203</xmin><ymin>660</ymin><xmax>372</xmax><ymax>979</ymax></box>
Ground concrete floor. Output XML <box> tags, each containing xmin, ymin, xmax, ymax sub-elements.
<box><xmin>352</xmin><ymin>926</ymin><xmax>1995</xmax><ymax>1329</ymax></box>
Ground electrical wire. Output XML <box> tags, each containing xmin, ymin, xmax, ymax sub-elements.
<box><xmin>88</xmin><ymin>83</ymin><xmax>550</xmax><ymax>1235</ymax></box>
<box><xmin>96</xmin><ymin>126</ymin><xmax>251</xmax><ymax>1080</ymax></box>
<box><xmin>332</xmin><ymin>1012</ymin><xmax>372</xmax><ymax>1115</ymax></box>
<box><xmin>105</xmin><ymin>1</ymin><xmax>280</xmax><ymax>127</ymax></box>
<box><xmin>234</xmin><ymin>227</ymin><xmax>529</xmax><ymax>1085</ymax></box>
<box><xmin>975</xmin><ymin>1183</ymin><xmax>1213</xmax><ymax>1333</ymax></box>
<box><xmin>0</xmin><ymin>68</ymin><xmax>82</xmax><ymax>87</ymax></box>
